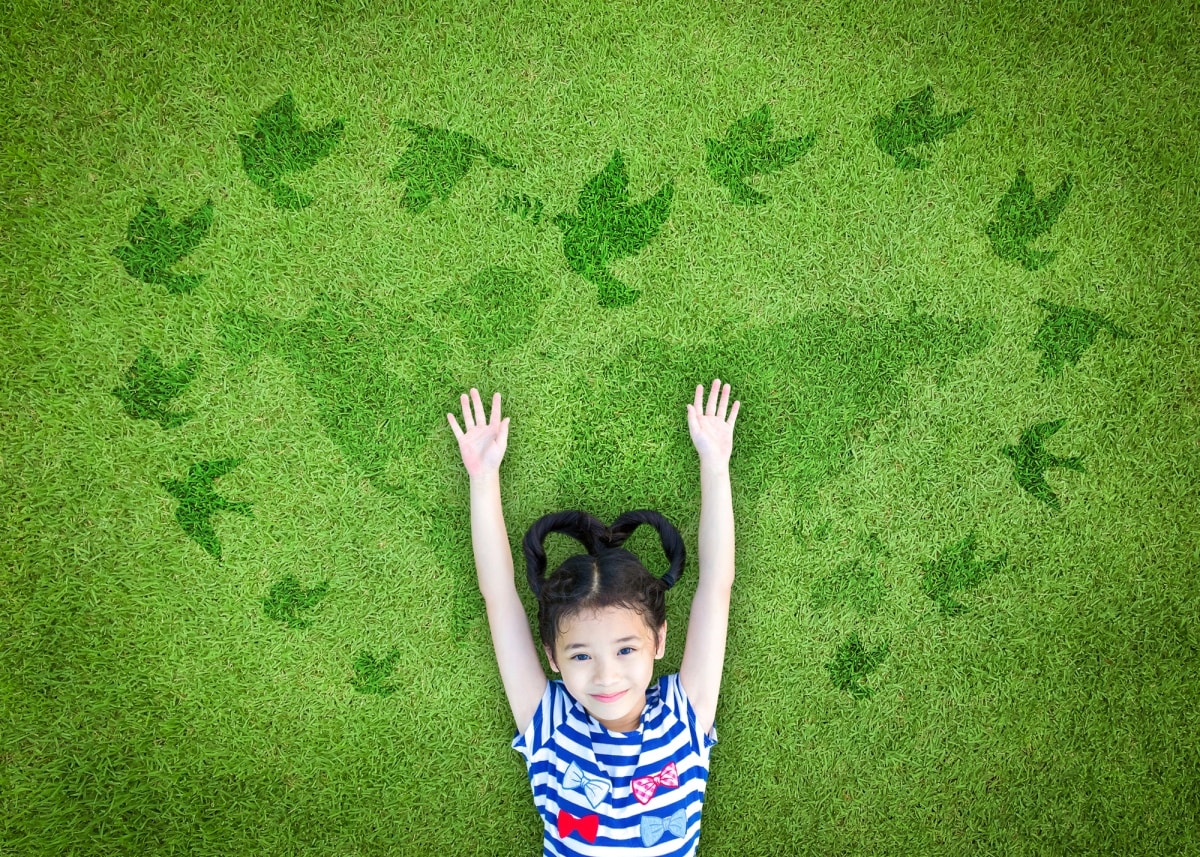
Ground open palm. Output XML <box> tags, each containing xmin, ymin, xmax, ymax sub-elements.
<box><xmin>447</xmin><ymin>388</ymin><xmax>510</xmax><ymax>478</ymax></box>
<box><xmin>687</xmin><ymin>379</ymin><xmax>740</xmax><ymax>465</ymax></box>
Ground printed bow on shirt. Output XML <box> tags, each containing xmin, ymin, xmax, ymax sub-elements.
<box><xmin>631</xmin><ymin>760</ymin><xmax>679</xmax><ymax>804</ymax></box>
<box><xmin>563</xmin><ymin>761</ymin><xmax>611</xmax><ymax>808</ymax></box>
<box><xmin>557</xmin><ymin>810</ymin><xmax>600</xmax><ymax>843</ymax></box>
<box><xmin>640</xmin><ymin>807</ymin><xmax>687</xmax><ymax>847</ymax></box>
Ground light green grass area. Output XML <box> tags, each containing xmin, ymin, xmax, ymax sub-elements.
<box><xmin>3</xmin><ymin>0</ymin><xmax>1198</xmax><ymax>853</ymax></box>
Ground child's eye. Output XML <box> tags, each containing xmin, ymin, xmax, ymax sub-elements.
<box><xmin>571</xmin><ymin>643</ymin><xmax>638</xmax><ymax>657</ymax></box>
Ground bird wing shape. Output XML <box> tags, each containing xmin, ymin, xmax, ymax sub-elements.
<box><xmin>578</xmin><ymin>150</ymin><xmax>632</xmax><ymax>215</ymax></box>
<box><xmin>1019</xmin><ymin>470</ymin><xmax>1060</xmax><ymax>510</ymax></box>
<box><xmin>1026</xmin><ymin>418</ymin><xmax>1067</xmax><ymax>448</ymax></box>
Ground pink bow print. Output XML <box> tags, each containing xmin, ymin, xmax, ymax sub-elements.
<box><xmin>631</xmin><ymin>760</ymin><xmax>679</xmax><ymax>805</ymax></box>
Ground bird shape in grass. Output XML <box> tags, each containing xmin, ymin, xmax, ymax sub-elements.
<box><xmin>262</xmin><ymin>574</ymin><xmax>331</xmax><ymax>630</ymax></box>
<box><xmin>502</xmin><ymin>149</ymin><xmax>673</xmax><ymax>307</ymax></box>
<box><xmin>704</xmin><ymin>104</ymin><xmax>818</xmax><ymax>205</ymax></box>
<box><xmin>111</xmin><ymin>346</ymin><xmax>200</xmax><ymax>429</ymax></box>
<box><xmin>1029</xmin><ymin>299</ymin><xmax>1133</xmax><ymax>377</ymax></box>
<box><xmin>160</xmin><ymin>459</ymin><xmax>252</xmax><ymax>561</ymax></box>
<box><xmin>872</xmin><ymin>85</ymin><xmax>974</xmax><ymax>170</ymax></box>
<box><xmin>985</xmin><ymin>168</ymin><xmax>1075</xmax><ymax>270</ymax></box>
<box><xmin>1001</xmin><ymin>418</ymin><xmax>1085</xmax><ymax>511</ymax></box>
<box><xmin>387</xmin><ymin>120</ymin><xmax>517</xmax><ymax>212</ymax></box>
<box><xmin>237</xmin><ymin>91</ymin><xmax>344</xmax><ymax>210</ymax></box>
<box><xmin>920</xmin><ymin>532</ymin><xmax>1009</xmax><ymax>616</ymax></box>
<box><xmin>554</xmin><ymin>149</ymin><xmax>674</xmax><ymax>308</ymax></box>
<box><xmin>112</xmin><ymin>197</ymin><xmax>212</xmax><ymax>294</ymax></box>
<box><xmin>824</xmin><ymin>631</ymin><xmax>889</xmax><ymax>699</ymax></box>
<box><xmin>351</xmin><ymin>648</ymin><xmax>403</xmax><ymax>696</ymax></box>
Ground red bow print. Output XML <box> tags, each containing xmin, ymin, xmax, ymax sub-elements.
<box><xmin>557</xmin><ymin>809</ymin><xmax>600</xmax><ymax>843</ymax></box>
<box><xmin>632</xmin><ymin>760</ymin><xmax>679</xmax><ymax>804</ymax></box>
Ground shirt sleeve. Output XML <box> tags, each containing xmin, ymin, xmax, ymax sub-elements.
<box><xmin>666</xmin><ymin>673</ymin><xmax>718</xmax><ymax>756</ymax></box>
<box><xmin>511</xmin><ymin>679</ymin><xmax>568</xmax><ymax>763</ymax></box>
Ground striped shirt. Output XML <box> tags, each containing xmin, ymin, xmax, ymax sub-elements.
<box><xmin>512</xmin><ymin>673</ymin><xmax>718</xmax><ymax>856</ymax></box>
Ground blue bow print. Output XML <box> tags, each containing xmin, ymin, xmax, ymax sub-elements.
<box><xmin>640</xmin><ymin>807</ymin><xmax>687</xmax><ymax>846</ymax></box>
<box><xmin>563</xmin><ymin>761</ymin><xmax>611</xmax><ymax>809</ymax></box>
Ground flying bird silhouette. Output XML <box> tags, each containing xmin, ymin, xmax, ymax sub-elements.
<box><xmin>920</xmin><ymin>532</ymin><xmax>1009</xmax><ymax>616</ymax></box>
<box><xmin>985</xmin><ymin>168</ymin><xmax>1075</xmax><ymax>270</ymax></box>
<box><xmin>111</xmin><ymin>346</ymin><xmax>200</xmax><ymax>429</ymax></box>
<box><xmin>824</xmin><ymin>631</ymin><xmax>889</xmax><ymax>699</ymax></box>
<box><xmin>237</xmin><ymin>91</ymin><xmax>344</xmax><ymax>209</ymax></box>
<box><xmin>872</xmin><ymin>85</ymin><xmax>974</xmax><ymax>170</ymax></box>
<box><xmin>351</xmin><ymin>648</ymin><xmax>403</xmax><ymax>696</ymax></box>
<box><xmin>161</xmin><ymin>459</ymin><xmax>252</xmax><ymax>560</ymax></box>
<box><xmin>704</xmin><ymin>104</ymin><xmax>818</xmax><ymax>204</ymax></box>
<box><xmin>551</xmin><ymin>149</ymin><xmax>674</xmax><ymax>307</ymax></box>
<box><xmin>112</xmin><ymin>197</ymin><xmax>212</xmax><ymax>294</ymax></box>
<box><xmin>1001</xmin><ymin>418</ymin><xmax>1084</xmax><ymax>510</ymax></box>
<box><xmin>262</xmin><ymin>574</ymin><xmax>331</xmax><ymax>630</ymax></box>
<box><xmin>387</xmin><ymin>120</ymin><xmax>517</xmax><ymax>212</ymax></box>
<box><xmin>1030</xmin><ymin>299</ymin><xmax>1133</xmax><ymax>377</ymax></box>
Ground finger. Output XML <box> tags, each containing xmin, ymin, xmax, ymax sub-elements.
<box><xmin>729</xmin><ymin>400</ymin><xmax>740</xmax><ymax>427</ymax></box>
<box><xmin>471</xmin><ymin>388</ymin><xmax>484</xmax><ymax>426</ymax></box>
<box><xmin>461</xmin><ymin>392</ymin><xmax>475</xmax><ymax>430</ymax></box>
<box><xmin>718</xmin><ymin>382</ymin><xmax>730</xmax><ymax>420</ymax></box>
<box><xmin>447</xmin><ymin>412</ymin><xmax>463</xmax><ymax>439</ymax></box>
<box><xmin>490</xmin><ymin>391</ymin><xmax>501</xmax><ymax>426</ymax></box>
<box><xmin>707</xmin><ymin>378</ymin><xmax>721</xmax><ymax>416</ymax></box>
<box><xmin>694</xmin><ymin>384</ymin><xmax>703</xmax><ymax>411</ymax></box>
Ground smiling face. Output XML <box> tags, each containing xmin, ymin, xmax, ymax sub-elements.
<box><xmin>544</xmin><ymin>604</ymin><xmax>667</xmax><ymax>733</ymax></box>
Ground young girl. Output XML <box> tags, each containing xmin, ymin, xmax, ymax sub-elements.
<box><xmin>448</xmin><ymin>379</ymin><xmax>740</xmax><ymax>855</ymax></box>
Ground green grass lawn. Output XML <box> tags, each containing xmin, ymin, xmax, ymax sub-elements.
<box><xmin>3</xmin><ymin>0</ymin><xmax>1198</xmax><ymax>853</ymax></box>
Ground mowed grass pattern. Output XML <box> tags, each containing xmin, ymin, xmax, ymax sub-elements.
<box><xmin>2</xmin><ymin>0</ymin><xmax>1198</xmax><ymax>854</ymax></box>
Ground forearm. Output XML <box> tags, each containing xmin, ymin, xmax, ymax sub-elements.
<box><xmin>469</xmin><ymin>471</ymin><xmax>518</xmax><ymax>602</ymax></box>
<box><xmin>698</xmin><ymin>462</ymin><xmax>735</xmax><ymax>588</ymax></box>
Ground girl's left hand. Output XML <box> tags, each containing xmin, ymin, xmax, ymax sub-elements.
<box><xmin>687</xmin><ymin>379</ymin><xmax>740</xmax><ymax>466</ymax></box>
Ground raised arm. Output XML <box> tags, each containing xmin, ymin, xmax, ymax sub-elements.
<box><xmin>679</xmin><ymin>461</ymin><xmax>735</xmax><ymax>738</ymax></box>
<box><xmin>470</xmin><ymin>470</ymin><xmax>547</xmax><ymax>734</ymax></box>
<box><xmin>680</xmin><ymin>380</ymin><xmax>739</xmax><ymax>738</ymax></box>
<box><xmin>449</xmin><ymin>389</ymin><xmax>546</xmax><ymax>735</ymax></box>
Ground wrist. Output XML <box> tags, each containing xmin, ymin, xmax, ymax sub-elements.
<box><xmin>469</xmin><ymin>468</ymin><xmax>501</xmax><ymax>486</ymax></box>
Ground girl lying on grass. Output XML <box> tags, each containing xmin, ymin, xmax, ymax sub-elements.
<box><xmin>448</xmin><ymin>379</ymin><xmax>740</xmax><ymax>856</ymax></box>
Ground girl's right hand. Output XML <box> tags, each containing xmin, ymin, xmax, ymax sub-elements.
<box><xmin>448</xmin><ymin>388</ymin><xmax>510</xmax><ymax>479</ymax></box>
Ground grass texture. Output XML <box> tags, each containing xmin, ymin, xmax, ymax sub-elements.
<box><xmin>2</xmin><ymin>0</ymin><xmax>1199</xmax><ymax>853</ymax></box>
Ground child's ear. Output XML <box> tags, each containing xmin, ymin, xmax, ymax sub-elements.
<box><xmin>654</xmin><ymin>621</ymin><xmax>667</xmax><ymax>659</ymax></box>
<box><xmin>544</xmin><ymin>644</ymin><xmax>560</xmax><ymax>673</ymax></box>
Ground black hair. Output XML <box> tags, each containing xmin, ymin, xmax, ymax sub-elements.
<box><xmin>522</xmin><ymin>509</ymin><xmax>685</xmax><ymax>653</ymax></box>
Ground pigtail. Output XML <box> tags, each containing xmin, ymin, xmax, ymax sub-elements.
<box><xmin>606</xmin><ymin>509</ymin><xmax>686</xmax><ymax>591</ymax></box>
<box><xmin>522</xmin><ymin>508</ymin><xmax>686</xmax><ymax>597</ymax></box>
<box><xmin>522</xmin><ymin>509</ymin><xmax>609</xmax><ymax>598</ymax></box>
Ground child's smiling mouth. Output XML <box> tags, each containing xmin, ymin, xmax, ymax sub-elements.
<box><xmin>592</xmin><ymin>690</ymin><xmax>627</xmax><ymax>703</ymax></box>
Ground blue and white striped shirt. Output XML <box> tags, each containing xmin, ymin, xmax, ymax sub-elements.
<box><xmin>512</xmin><ymin>673</ymin><xmax>718</xmax><ymax>856</ymax></box>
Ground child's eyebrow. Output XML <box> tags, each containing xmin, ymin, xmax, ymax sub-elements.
<box><xmin>564</xmin><ymin>635</ymin><xmax>640</xmax><ymax>652</ymax></box>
